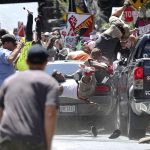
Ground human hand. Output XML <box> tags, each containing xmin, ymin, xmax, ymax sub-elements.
<box><xmin>79</xmin><ymin>64</ymin><xmax>95</xmax><ymax>76</ymax></box>
<box><xmin>131</xmin><ymin>28</ymin><xmax>139</xmax><ymax>37</ymax></box>
<box><xmin>124</xmin><ymin>0</ymin><xmax>131</xmax><ymax>7</ymax></box>
<box><xmin>90</xmin><ymin>61</ymin><xmax>108</xmax><ymax>70</ymax></box>
<box><xmin>107</xmin><ymin>65</ymin><xmax>113</xmax><ymax>75</ymax></box>
<box><xmin>16</xmin><ymin>41</ymin><xmax>24</xmax><ymax>50</ymax></box>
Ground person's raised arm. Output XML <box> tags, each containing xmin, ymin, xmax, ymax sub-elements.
<box><xmin>35</xmin><ymin>15</ymin><xmax>42</xmax><ymax>42</ymax></box>
<box><xmin>111</xmin><ymin>6</ymin><xmax>126</xmax><ymax>18</ymax></box>
<box><xmin>46</xmin><ymin>37</ymin><xmax>57</xmax><ymax>50</ymax></box>
<box><xmin>26</xmin><ymin>12</ymin><xmax>33</xmax><ymax>42</ymax></box>
<box><xmin>7</xmin><ymin>41</ymin><xmax>24</xmax><ymax>63</ymax></box>
<box><xmin>111</xmin><ymin>0</ymin><xmax>131</xmax><ymax>18</ymax></box>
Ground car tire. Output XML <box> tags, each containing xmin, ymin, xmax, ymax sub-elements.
<box><xmin>127</xmin><ymin>105</ymin><xmax>147</xmax><ymax>140</ymax></box>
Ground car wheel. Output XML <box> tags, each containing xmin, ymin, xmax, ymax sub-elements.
<box><xmin>127</xmin><ymin>105</ymin><xmax>147</xmax><ymax>140</ymax></box>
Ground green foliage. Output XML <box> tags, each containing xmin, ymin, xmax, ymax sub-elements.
<box><xmin>46</xmin><ymin>0</ymin><xmax>68</xmax><ymax>19</ymax></box>
<box><xmin>146</xmin><ymin>0</ymin><xmax>150</xmax><ymax>9</ymax></box>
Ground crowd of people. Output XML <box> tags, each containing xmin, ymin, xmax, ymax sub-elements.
<box><xmin>0</xmin><ymin>0</ymin><xmax>149</xmax><ymax>149</ymax></box>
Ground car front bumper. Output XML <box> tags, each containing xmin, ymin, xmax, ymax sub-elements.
<box><xmin>131</xmin><ymin>100</ymin><xmax>150</xmax><ymax>115</ymax></box>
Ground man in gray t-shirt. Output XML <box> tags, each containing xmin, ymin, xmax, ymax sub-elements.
<box><xmin>0</xmin><ymin>44</ymin><xmax>59</xmax><ymax>150</ymax></box>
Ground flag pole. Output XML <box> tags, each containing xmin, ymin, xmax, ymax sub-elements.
<box><xmin>68</xmin><ymin>0</ymin><xmax>76</xmax><ymax>12</ymax></box>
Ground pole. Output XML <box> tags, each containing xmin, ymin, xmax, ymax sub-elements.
<box><xmin>68</xmin><ymin>0</ymin><xmax>76</xmax><ymax>12</ymax></box>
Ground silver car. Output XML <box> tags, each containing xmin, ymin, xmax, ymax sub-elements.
<box><xmin>45</xmin><ymin>60</ymin><xmax>117</xmax><ymax>118</ymax></box>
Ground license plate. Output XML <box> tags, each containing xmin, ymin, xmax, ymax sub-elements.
<box><xmin>59</xmin><ymin>105</ymin><xmax>76</xmax><ymax>113</ymax></box>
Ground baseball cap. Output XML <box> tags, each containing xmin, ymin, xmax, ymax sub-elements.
<box><xmin>27</xmin><ymin>44</ymin><xmax>48</xmax><ymax>64</ymax></box>
<box><xmin>1</xmin><ymin>34</ymin><xmax>17</xmax><ymax>44</ymax></box>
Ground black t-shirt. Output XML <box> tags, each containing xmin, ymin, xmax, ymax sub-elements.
<box><xmin>95</xmin><ymin>34</ymin><xmax>121</xmax><ymax>63</ymax></box>
<box><xmin>0</xmin><ymin>70</ymin><xmax>59</xmax><ymax>145</ymax></box>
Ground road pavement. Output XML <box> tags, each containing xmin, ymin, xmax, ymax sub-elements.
<box><xmin>52</xmin><ymin>134</ymin><xmax>150</xmax><ymax>150</ymax></box>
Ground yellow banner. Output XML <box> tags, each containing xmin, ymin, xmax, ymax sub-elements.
<box><xmin>129</xmin><ymin>0</ymin><xmax>148</xmax><ymax>9</ymax></box>
<box><xmin>16</xmin><ymin>41</ymin><xmax>32</xmax><ymax>71</ymax></box>
<box><xmin>63</xmin><ymin>7</ymin><xmax>84</xmax><ymax>20</ymax></box>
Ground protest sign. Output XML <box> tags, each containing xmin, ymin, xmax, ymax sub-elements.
<box><xmin>64</xmin><ymin>36</ymin><xmax>78</xmax><ymax>50</ymax></box>
<box><xmin>112</xmin><ymin>7</ymin><xmax>138</xmax><ymax>24</ymax></box>
<box><xmin>138</xmin><ymin>24</ymin><xmax>150</xmax><ymax>35</ymax></box>
<box><xmin>124</xmin><ymin>6</ymin><xmax>135</xmax><ymax>23</ymax></box>
<box><xmin>66</xmin><ymin>12</ymin><xmax>93</xmax><ymax>37</ymax></box>
<box><xmin>64</xmin><ymin>36</ymin><xmax>90</xmax><ymax>50</ymax></box>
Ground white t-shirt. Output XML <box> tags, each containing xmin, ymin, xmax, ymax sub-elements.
<box><xmin>61</xmin><ymin>79</ymin><xmax>78</xmax><ymax>99</ymax></box>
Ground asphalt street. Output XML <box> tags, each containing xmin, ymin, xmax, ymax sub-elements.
<box><xmin>53</xmin><ymin>116</ymin><xmax>150</xmax><ymax>150</ymax></box>
<box><xmin>52</xmin><ymin>134</ymin><xmax>150</xmax><ymax>150</ymax></box>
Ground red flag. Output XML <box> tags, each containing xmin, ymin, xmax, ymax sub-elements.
<box><xmin>18</xmin><ymin>22</ymin><xmax>25</xmax><ymax>37</ymax></box>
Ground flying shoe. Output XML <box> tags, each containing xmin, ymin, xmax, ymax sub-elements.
<box><xmin>108</xmin><ymin>129</ymin><xmax>121</xmax><ymax>139</ymax></box>
<box><xmin>91</xmin><ymin>126</ymin><xmax>98</xmax><ymax>137</ymax></box>
<box><xmin>139</xmin><ymin>136</ymin><xmax>150</xmax><ymax>144</ymax></box>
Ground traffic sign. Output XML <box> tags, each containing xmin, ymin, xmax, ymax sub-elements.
<box><xmin>129</xmin><ymin>0</ymin><xmax>148</xmax><ymax>9</ymax></box>
<box><xmin>123</xmin><ymin>6</ymin><xmax>135</xmax><ymax>22</ymax></box>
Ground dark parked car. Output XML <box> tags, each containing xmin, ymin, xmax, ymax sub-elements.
<box><xmin>116</xmin><ymin>34</ymin><xmax>150</xmax><ymax>139</ymax></box>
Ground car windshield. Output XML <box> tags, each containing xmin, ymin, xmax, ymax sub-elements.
<box><xmin>45</xmin><ymin>62</ymin><xmax>82</xmax><ymax>75</ymax></box>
